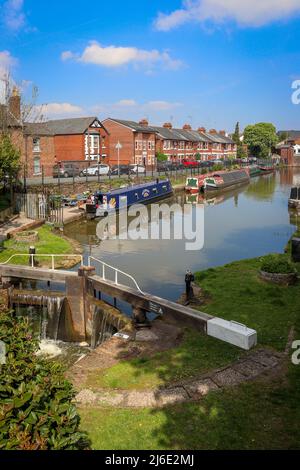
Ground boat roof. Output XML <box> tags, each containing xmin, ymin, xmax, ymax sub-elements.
<box><xmin>95</xmin><ymin>179</ymin><xmax>170</xmax><ymax>196</ymax></box>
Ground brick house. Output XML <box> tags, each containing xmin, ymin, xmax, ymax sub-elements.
<box><xmin>276</xmin><ymin>131</ymin><xmax>300</xmax><ymax>166</ymax></box>
<box><xmin>24</xmin><ymin>117</ymin><xmax>110</xmax><ymax>177</ymax></box>
<box><xmin>102</xmin><ymin>118</ymin><xmax>156</xmax><ymax>167</ymax></box>
<box><xmin>103</xmin><ymin>118</ymin><xmax>236</xmax><ymax>166</ymax></box>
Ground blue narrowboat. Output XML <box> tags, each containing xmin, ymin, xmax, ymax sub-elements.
<box><xmin>85</xmin><ymin>179</ymin><xmax>173</xmax><ymax>218</ymax></box>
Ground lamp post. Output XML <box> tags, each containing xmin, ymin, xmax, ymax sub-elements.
<box><xmin>115</xmin><ymin>141</ymin><xmax>122</xmax><ymax>177</ymax></box>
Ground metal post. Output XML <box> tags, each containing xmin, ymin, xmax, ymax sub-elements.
<box><xmin>42</xmin><ymin>165</ymin><xmax>45</xmax><ymax>193</ymax></box>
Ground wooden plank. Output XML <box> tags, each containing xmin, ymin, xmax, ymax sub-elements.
<box><xmin>90</xmin><ymin>275</ymin><xmax>213</xmax><ymax>332</ymax></box>
<box><xmin>0</xmin><ymin>264</ymin><xmax>77</xmax><ymax>282</ymax></box>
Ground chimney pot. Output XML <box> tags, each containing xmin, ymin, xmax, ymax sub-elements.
<box><xmin>163</xmin><ymin>122</ymin><xmax>172</xmax><ymax>129</ymax></box>
<box><xmin>198</xmin><ymin>127</ymin><xmax>206</xmax><ymax>134</ymax></box>
<box><xmin>8</xmin><ymin>87</ymin><xmax>21</xmax><ymax>121</ymax></box>
<box><xmin>219</xmin><ymin>130</ymin><xmax>226</xmax><ymax>136</ymax></box>
<box><xmin>183</xmin><ymin>124</ymin><xmax>192</xmax><ymax>130</ymax></box>
<box><xmin>209</xmin><ymin>129</ymin><xmax>217</xmax><ymax>134</ymax></box>
<box><xmin>139</xmin><ymin>118</ymin><xmax>149</xmax><ymax>127</ymax></box>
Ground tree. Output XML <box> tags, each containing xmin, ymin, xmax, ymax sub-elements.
<box><xmin>232</xmin><ymin>122</ymin><xmax>247</xmax><ymax>159</ymax></box>
<box><xmin>0</xmin><ymin>134</ymin><xmax>21</xmax><ymax>179</ymax></box>
<box><xmin>156</xmin><ymin>152</ymin><xmax>168</xmax><ymax>162</ymax></box>
<box><xmin>243</xmin><ymin>123</ymin><xmax>278</xmax><ymax>159</ymax></box>
<box><xmin>232</xmin><ymin>122</ymin><xmax>240</xmax><ymax>146</ymax></box>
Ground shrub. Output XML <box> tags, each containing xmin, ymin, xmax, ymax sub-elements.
<box><xmin>212</xmin><ymin>164</ymin><xmax>224</xmax><ymax>171</ymax></box>
<box><xmin>260</xmin><ymin>254</ymin><xmax>297</xmax><ymax>275</ymax></box>
<box><xmin>0</xmin><ymin>311</ymin><xmax>90</xmax><ymax>450</ymax></box>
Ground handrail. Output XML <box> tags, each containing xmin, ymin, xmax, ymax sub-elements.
<box><xmin>0</xmin><ymin>254</ymin><xmax>83</xmax><ymax>270</ymax></box>
<box><xmin>88</xmin><ymin>255</ymin><xmax>144</xmax><ymax>294</ymax></box>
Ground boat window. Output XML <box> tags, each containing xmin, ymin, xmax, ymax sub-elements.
<box><xmin>162</xmin><ymin>185</ymin><xmax>167</xmax><ymax>191</ymax></box>
<box><xmin>135</xmin><ymin>193</ymin><xmax>139</xmax><ymax>199</ymax></box>
<box><xmin>153</xmin><ymin>188</ymin><xmax>158</xmax><ymax>192</ymax></box>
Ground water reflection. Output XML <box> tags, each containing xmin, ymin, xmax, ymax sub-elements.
<box><xmin>64</xmin><ymin>169</ymin><xmax>300</xmax><ymax>301</ymax></box>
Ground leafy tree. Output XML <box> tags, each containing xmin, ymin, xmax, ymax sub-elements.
<box><xmin>277</xmin><ymin>131</ymin><xmax>289</xmax><ymax>142</ymax></box>
<box><xmin>156</xmin><ymin>152</ymin><xmax>168</xmax><ymax>162</ymax></box>
<box><xmin>0</xmin><ymin>134</ymin><xmax>21</xmax><ymax>180</ymax></box>
<box><xmin>243</xmin><ymin>123</ymin><xmax>278</xmax><ymax>159</ymax></box>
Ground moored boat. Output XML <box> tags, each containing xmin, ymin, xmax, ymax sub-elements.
<box><xmin>204</xmin><ymin>169</ymin><xmax>250</xmax><ymax>192</ymax></box>
<box><xmin>85</xmin><ymin>179</ymin><xmax>173</xmax><ymax>219</ymax></box>
<box><xmin>288</xmin><ymin>187</ymin><xmax>300</xmax><ymax>209</ymax></box>
<box><xmin>258</xmin><ymin>163</ymin><xmax>275</xmax><ymax>174</ymax></box>
<box><xmin>185</xmin><ymin>172</ymin><xmax>214</xmax><ymax>194</ymax></box>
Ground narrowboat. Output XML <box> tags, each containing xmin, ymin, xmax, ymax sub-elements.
<box><xmin>185</xmin><ymin>173</ymin><xmax>214</xmax><ymax>194</ymax></box>
<box><xmin>204</xmin><ymin>169</ymin><xmax>250</xmax><ymax>192</ymax></box>
<box><xmin>247</xmin><ymin>165</ymin><xmax>262</xmax><ymax>178</ymax></box>
<box><xmin>85</xmin><ymin>179</ymin><xmax>173</xmax><ymax>219</ymax></box>
<box><xmin>258</xmin><ymin>163</ymin><xmax>275</xmax><ymax>174</ymax></box>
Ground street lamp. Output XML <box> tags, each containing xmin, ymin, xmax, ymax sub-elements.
<box><xmin>115</xmin><ymin>141</ymin><xmax>122</xmax><ymax>177</ymax></box>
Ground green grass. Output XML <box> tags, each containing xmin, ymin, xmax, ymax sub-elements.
<box><xmin>79</xmin><ymin>313</ymin><xmax>300</xmax><ymax>450</ymax></box>
<box><xmin>194</xmin><ymin>257</ymin><xmax>300</xmax><ymax>351</ymax></box>
<box><xmin>0</xmin><ymin>224</ymin><xmax>78</xmax><ymax>267</ymax></box>
<box><xmin>79</xmin><ymin>366</ymin><xmax>300</xmax><ymax>450</ymax></box>
<box><xmin>85</xmin><ymin>330</ymin><xmax>244</xmax><ymax>391</ymax></box>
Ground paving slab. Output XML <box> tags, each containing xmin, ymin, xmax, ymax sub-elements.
<box><xmin>232</xmin><ymin>360</ymin><xmax>266</xmax><ymax>378</ymax></box>
<box><xmin>125</xmin><ymin>391</ymin><xmax>157</xmax><ymax>408</ymax></box>
<box><xmin>250</xmin><ymin>351</ymin><xmax>279</xmax><ymax>368</ymax></box>
<box><xmin>213</xmin><ymin>368</ymin><xmax>246</xmax><ymax>387</ymax></box>
<box><xmin>75</xmin><ymin>389</ymin><xmax>98</xmax><ymax>405</ymax></box>
<box><xmin>184</xmin><ymin>378</ymin><xmax>219</xmax><ymax>398</ymax></box>
<box><xmin>157</xmin><ymin>387</ymin><xmax>188</xmax><ymax>406</ymax></box>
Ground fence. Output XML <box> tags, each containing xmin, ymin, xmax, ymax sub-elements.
<box><xmin>14</xmin><ymin>192</ymin><xmax>64</xmax><ymax>224</ymax></box>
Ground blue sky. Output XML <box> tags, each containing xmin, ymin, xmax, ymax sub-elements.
<box><xmin>1</xmin><ymin>0</ymin><xmax>300</xmax><ymax>131</ymax></box>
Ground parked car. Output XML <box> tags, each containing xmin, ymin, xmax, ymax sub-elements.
<box><xmin>110</xmin><ymin>165</ymin><xmax>134</xmax><ymax>176</ymax></box>
<box><xmin>211</xmin><ymin>159</ymin><xmax>224</xmax><ymax>165</ymax></box>
<box><xmin>79</xmin><ymin>164</ymin><xmax>110</xmax><ymax>177</ymax></box>
<box><xmin>52</xmin><ymin>163</ymin><xmax>81</xmax><ymax>178</ymax></box>
<box><xmin>182</xmin><ymin>160</ymin><xmax>199</xmax><ymax>167</ymax></box>
<box><xmin>129</xmin><ymin>164</ymin><xmax>146</xmax><ymax>174</ymax></box>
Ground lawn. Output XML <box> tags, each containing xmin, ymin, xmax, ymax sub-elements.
<box><xmin>79</xmin><ymin>360</ymin><xmax>300</xmax><ymax>449</ymax></box>
<box><xmin>79</xmin><ymin>306</ymin><xmax>300</xmax><ymax>450</ymax></box>
<box><xmin>84</xmin><ymin>330</ymin><xmax>244</xmax><ymax>391</ymax></box>
<box><xmin>195</xmin><ymin>256</ymin><xmax>300</xmax><ymax>351</ymax></box>
<box><xmin>83</xmin><ymin>255</ymin><xmax>299</xmax><ymax>392</ymax></box>
<box><xmin>0</xmin><ymin>224</ymin><xmax>80</xmax><ymax>268</ymax></box>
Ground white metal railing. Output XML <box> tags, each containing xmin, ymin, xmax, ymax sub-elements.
<box><xmin>0</xmin><ymin>254</ymin><xmax>83</xmax><ymax>270</ymax></box>
<box><xmin>88</xmin><ymin>256</ymin><xmax>144</xmax><ymax>294</ymax></box>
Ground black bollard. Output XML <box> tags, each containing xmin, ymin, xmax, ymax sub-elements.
<box><xmin>29</xmin><ymin>246</ymin><xmax>36</xmax><ymax>267</ymax></box>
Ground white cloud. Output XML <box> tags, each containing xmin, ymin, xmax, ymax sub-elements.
<box><xmin>116</xmin><ymin>99</ymin><xmax>137</xmax><ymax>107</ymax></box>
<box><xmin>61</xmin><ymin>41</ymin><xmax>183</xmax><ymax>71</ymax></box>
<box><xmin>146</xmin><ymin>100</ymin><xmax>182</xmax><ymax>111</ymax></box>
<box><xmin>0</xmin><ymin>50</ymin><xmax>17</xmax><ymax>78</ymax></box>
<box><xmin>34</xmin><ymin>102</ymin><xmax>84</xmax><ymax>119</ymax></box>
<box><xmin>90</xmin><ymin>99</ymin><xmax>183</xmax><ymax>122</ymax></box>
<box><xmin>155</xmin><ymin>0</ymin><xmax>300</xmax><ymax>30</ymax></box>
<box><xmin>3</xmin><ymin>0</ymin><xmax>26</xmax><ymax>31</ymax></box>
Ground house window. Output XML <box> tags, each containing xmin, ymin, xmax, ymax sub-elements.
<box><xmin>33</xmin><ymin>157</ymin><xmax>41</xmax><ymax>175</ymax></box>
<box><xmin>148</xmin><ymin>141</ymin><xmax>152</xmax><ymax>150</ymax></box>
<box><xmin>33</xmin><ymin>137</ymin><xmax>40</xmax><ymax>153</ymax></box>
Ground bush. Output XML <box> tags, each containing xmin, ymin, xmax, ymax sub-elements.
<box><xmin>212</xmin><ymin>164</ymin><xmax>224</xmax><ymax>171</ymax></box>
<box><xmin>260</xmin><ymin>254</ymin><xmax>297</xmax><ymax>275</ymax></box>
<box><xmin>0</xmin><ymin>311</ymin><xmax>90</xmax><ymax>450</ymax></box>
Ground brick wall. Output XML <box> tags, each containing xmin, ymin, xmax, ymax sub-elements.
<box><xmin>103</xmin><ymin>119</ymin><xmax>135</xmax><ymax>166</ymax></box>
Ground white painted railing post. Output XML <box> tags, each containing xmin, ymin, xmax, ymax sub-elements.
<box><xmin>115</xmin><ymin>270</ymin><xmax>118</xmax><ymax>285</ymax></box>
<box><xmin>51</xmin><ymin>256</ymin><xmax>55</xmax><ymax>270</ymax></box>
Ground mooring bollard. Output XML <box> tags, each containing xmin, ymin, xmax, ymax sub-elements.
<box><xmin>29</xmin><ymin>246</ymin><xmax>36</xmax><ymax>267</ymax></box>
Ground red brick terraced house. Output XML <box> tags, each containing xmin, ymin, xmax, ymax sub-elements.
<box><xmin>24</xmin><ymin>117</ymin><xmax>110</xmax><ymax>177</ymax></box>
<box><xmin>103</xmin><ymin>118</ymin><xmax>236</xmax><ymax>167</ymax></box>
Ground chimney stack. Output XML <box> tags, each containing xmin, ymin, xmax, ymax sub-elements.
<box><xmin>209</xmin><ymin>129</ymin><xmax>217</xmax><ymax>134</ymax></box>
<box><xmin>139</xmin><ymin>118</ymin><xmax>149</xmax><ymax>127</ymax></box>
<box><xmin>183</xmin><ymin>124</ymin><xmax>192</xmax><ymax>130</ymax></box>
<box><xmin>163</xmin><ymin>122</ymin><xmax>173</xmax><ymax>129</ymax></box>
<box><xmin>8</xmin><ymin>86</ymin><xmax>21</xmax><ymax>121</ymax></box>
<box><xmin>198</xmin><ymin>127</ymin><xmax>206</xmax><ymax>134</ymax></box>
<box><xmin>219</xmin><ymin>130</ymin><xmax>226</xmax><ymax>136</ymax></box>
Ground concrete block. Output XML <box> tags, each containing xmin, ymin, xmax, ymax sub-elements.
<box><xmin>207</xmin><ymin>318</ymin><xmax>257</xmax><ymax>350</ymax></box>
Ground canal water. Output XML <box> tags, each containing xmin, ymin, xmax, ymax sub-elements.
<box><xmin>64</xmin><ymin>168</ymin><xmax>300</xmax><ymax>302</ymax></box>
